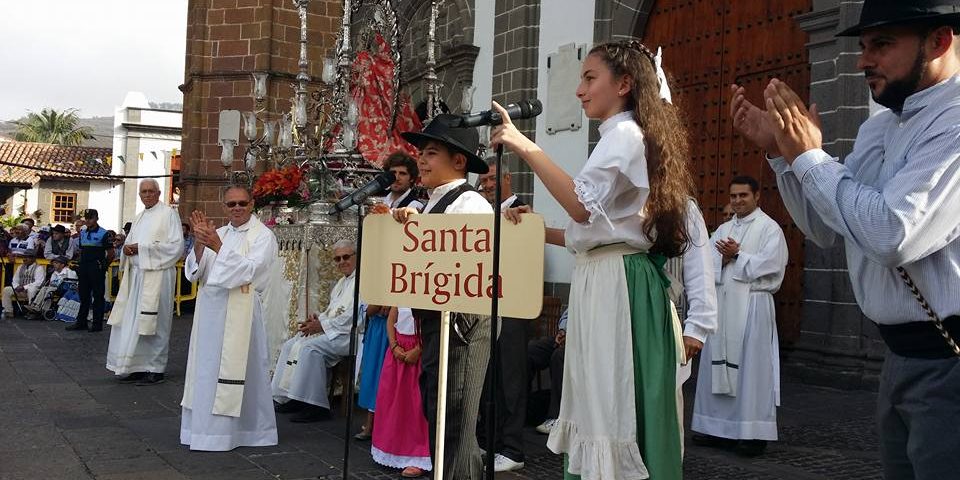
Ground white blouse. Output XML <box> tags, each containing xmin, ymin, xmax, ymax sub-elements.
<box><xmin>564</xmin><ymin>110</ymin><xmax>717</xmax><ymax>341</ymax></box>
<box><xmin>565</xmin><ymin>110</ymin><xmax>652</xmax><ymax>254</ymax></box>
<box><xmin>395</xmin><ymin>307</ymin><xmax>417</xmax><ymax>336</ymax></box>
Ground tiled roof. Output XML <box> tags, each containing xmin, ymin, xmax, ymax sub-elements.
<box><xmin>0</xmin><ymin>141</ymin><xmax>115</xmax><ymax>185</ymax></box>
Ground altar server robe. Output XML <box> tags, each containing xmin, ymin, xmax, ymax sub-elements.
<box><xmin>106</xmin><ymin>202</ymin><xmax>183</xmax><ymax>375</ymax></box>
<box><xmin>692</xmin><ymin>208</ymin><xmax>787</xmax><ymax>441</ymax></box>
<box><xmin>180</xmin><ymin>217</ymin><xmax>279</xmax><ymax>451</ymax></box>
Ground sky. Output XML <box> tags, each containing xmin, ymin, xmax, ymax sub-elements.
<box><xmin>0</xmin><ymin>0</ymin><xmax>188</xmax><ymax>121</ymax></box>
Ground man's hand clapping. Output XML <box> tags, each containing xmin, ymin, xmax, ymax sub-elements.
<box><xmin>730</xmin><ymin>84</ymin><xmax>781</xmax><ymax>158</ymax></box>
<box><xmin>716</xmin><ymin>237</ymin><xmax>740</xmax><ymax>264</ymax></box>
<box><xmin>190</xmin><ymin>210</ymin><xmax>222</xmax><ymax>254</ymax></box>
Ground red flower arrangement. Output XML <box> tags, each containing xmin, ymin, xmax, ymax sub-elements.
<box><xmin>251</xmin><ymin>165</ymin><xmax>310</xmax><ymax>209</ymax></box>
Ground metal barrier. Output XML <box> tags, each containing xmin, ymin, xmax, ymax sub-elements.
<box><xmin>0</xmin><ymin>257</ymin><xmax>198</xmax><ymax>315</ymax></box>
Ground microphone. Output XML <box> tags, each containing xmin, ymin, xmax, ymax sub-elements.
<box><xmin>456</xmin><ymin>99</ymin><xmax>543</xmax><ymax>127</ymax></box>
<box><xmin>328</xmin><ymin>171</ymin><xmax>396</xmax><ymax>214</ymax></box>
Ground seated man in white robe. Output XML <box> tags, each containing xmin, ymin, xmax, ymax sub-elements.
<box><xmin>180</xmin><ymin>185</ymin><xmax>280</xmax><ymax>452</ymax></box>
<box><xmin>2</xmin><ymin>253</ymin><xmax>45</xmax><ymax>317</ymax></box>
<box><xmin>692</xmin><ymin>176</ymin><xmax>788</xmax><ymax>457</ymax></box>
<box><xmin>271</xmin><ymin>239</ymin><xmax>357</xmax><ymax>423</ymax></box>
<box><xmin>106</xmin><ymin>179</ymin><xmax>184</xmax><ymax>386</ymax></box>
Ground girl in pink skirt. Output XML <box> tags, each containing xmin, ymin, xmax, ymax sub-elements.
<box><xmin>371</xmin><ymin>307</ymin><xmax>432</xmax><ymax>478</ymax></box>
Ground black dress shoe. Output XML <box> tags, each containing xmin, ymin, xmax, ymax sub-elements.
<box><xmin>290</xmin><ymin>404</ymin><xmax>331</xmax><ymax>423</ymax></box>
<box><xmin>735</xmin><ymin>440</ymin><xmax>768</xmax><ymax>457</ymax></box>
<box><xmin>88</xmin><ymin>323</ymin><xmax>103</xmax><ymax>332</ymax></box>
<box><xmin>691</xmin><ymin>433</ymin><xmax>737</xmax><ymax>449</ymax></box>
<box><xmin>118</xmin><ymin>372</ymin><xmax>147</xmax><ymax>384</ymax></box>
<box><xmin>65</xmin><ymin>322</ymin><xmax>89</xmax><ymax>331</ymax></box>
<box><xmin>274</xmin><ymin>400</ymin><xmax>306</xmax><ymax>414</ymax></box>
<box><xmin>135</xmin><ymin>373</ymin><xmax>165</xmax><ymax>386</ymax></box>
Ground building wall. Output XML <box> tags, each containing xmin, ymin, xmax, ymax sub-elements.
<box><xmin>492</xmin><ymin>0</ymin><xmax>541</xmax><ymax>203</ymax></box>
<box><xmin>36</xmin><ymin>180</ymin><xmax>91</xmax><ymax>226</ymax></box>
<box><xmin>180</xmin><ymin>0</ymin><xmax>341</xmax><ymax>224</ymax></box>
<box><xmin>89</xmin><ymin>181</ymin><xmax>123</xmax><ymax>231</ymax></box>
<box><xmin>471</xmin><ymin>0</ymin><xmax>495</xmax><ymax>120</ymax></box>
<box><xmin>530</xmin><ymin>1</ymin><xmax>595</xmax><ymax>286</ymax></box>
<box><xmin>25</xmin><ymin>188</ymin><xmax>39</xmax><ymax>219</ymax></box>
<box><xmin>112</xmin><ymin>97</ymin><xmax>182</xmax><ymax>227</ymax></box>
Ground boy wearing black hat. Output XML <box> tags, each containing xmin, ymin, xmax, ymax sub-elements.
<box><xmin>66</xmin><ymin>209</ymin><xmax>114</xmax><ymax>332</ymax></box>
<box><xmin>393</xmin><ymin>114</ymin><xmax>492</xmax><ymax>480</ymax></box>
<box><xmin>732</xmin><ymin>0</ymin><xmax>960</xmax><ymax>477</ymax></box>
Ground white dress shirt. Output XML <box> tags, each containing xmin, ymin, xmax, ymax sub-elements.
<box><xmin>423</xmin><ymin>179</ymin><xmax>493</xmax><ymax>214</ymax></box>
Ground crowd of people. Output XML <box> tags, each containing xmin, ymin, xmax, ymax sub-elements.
<box><xmin>4</xmin><ymin>2</ymin><xmax>959</xmax><ymax>478</ymax></box>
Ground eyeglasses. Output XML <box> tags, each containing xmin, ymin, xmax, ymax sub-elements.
<box><xmin>333</xmin><ymin>253</ymin><xmax>354</xmax><ymax>263</ymax></box>
<box><xmin>224</xmin><ymin>201</ymin><xmax>250</xmax><ymax>208</ymax></box>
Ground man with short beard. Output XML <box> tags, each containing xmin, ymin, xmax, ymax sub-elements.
<box><xmin>730</xmin><ymin>1</ymin><xmax>960</xmax><ymax>477</ymax></box>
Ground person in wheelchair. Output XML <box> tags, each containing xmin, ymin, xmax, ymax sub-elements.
<box><xmin>28</xmin><ymin>256</ymin><xmax>76</xmax><ymax>320</ymax></box>
<box><xmin>1</xmin><ymin>252</ymin><xmax>45</xmax><ymax>318</ymax></box>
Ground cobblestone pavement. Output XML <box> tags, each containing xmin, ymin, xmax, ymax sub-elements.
<box><xmin>0</xmin><ymin>315</ymin><xmax>882</xmax><ymax>479</ymax></box>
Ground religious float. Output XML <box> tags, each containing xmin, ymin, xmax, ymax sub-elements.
<box><xmin>215</xmin><ymin>0</ymin><xmax>469</xmax><ymax>333</ymax></box>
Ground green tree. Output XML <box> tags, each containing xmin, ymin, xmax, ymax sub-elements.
<box><xmin>13</xmin><ymin>108</ymin><xmax>95</xmax><ymax>146</ymax></box>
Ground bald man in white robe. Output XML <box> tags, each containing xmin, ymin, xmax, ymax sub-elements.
<box><xmin>106</xmin><ymin>179</ymin><xmax>183</xmax><ymax>385</ymax></box>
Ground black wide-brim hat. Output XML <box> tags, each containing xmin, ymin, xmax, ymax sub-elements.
<box><xmin>401</xmin><ymin>114</ymin><xmax>488</xmax><ymax>174</ymax></box>
<box><xmin>837</xmin><ymin>0</ymin><xmax>960</xmax><ymax>36</ymax></box>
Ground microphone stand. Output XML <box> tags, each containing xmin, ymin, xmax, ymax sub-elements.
<box><xmin>484</xmin><ymin>144</ymin><xmax>505</xmax><ymax>480</ymax></box>
<box><xmin>342</xmin><ymin>201</ymin><xmax>365</xmax><ymax>480</ymax></box>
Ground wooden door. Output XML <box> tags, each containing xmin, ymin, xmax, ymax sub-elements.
<box><xmin>642</xmin><ymin>0</ymin><xmax>813</xmax><ymax>342</ymax></box>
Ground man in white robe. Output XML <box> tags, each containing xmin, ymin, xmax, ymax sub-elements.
<box><xmin>106</xmin><ymin>179</ymin><xmax>184</xmax><ymax>385</ymax></box>
<box><xmin>692</xmin><ymin>176</ymin><xmax>788</xmax><ymax>457</ymax></box>
<box><xmin>271</xmin><ymin>239</ymin><xmax>356</xmax><ymax>423</ymax></box>
<box><xmin>180</xmin><ymin>185</ymin><xmax>280</xmax><ymax>452</ymax></box>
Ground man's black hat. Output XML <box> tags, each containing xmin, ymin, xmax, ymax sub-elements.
<box><xmin>401</xmin><ymin>114</ymin><xmax>488</xmax><ymax>174</ymax></box>
<box><xmin>51</xmin><ymin>224</ymin><xmax>67</xmax><ymax>234</ymax></box>
<box><xmin>82</xmin><ymin>209</ymin><xmax>98</xmax><ymax>219</ymax></box>
<box><xmin>837</xmin><ymin>0</ymin><xmax>960</xmax><ymax>36</ymax></box>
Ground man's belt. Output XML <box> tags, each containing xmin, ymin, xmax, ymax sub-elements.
<box><xmin>876</xmin><ymin>316</ymin><xmax>960</xmax><ymax>359</ymax></box>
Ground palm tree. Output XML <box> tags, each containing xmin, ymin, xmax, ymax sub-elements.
<box><xmin>13</xmin><ymin>108</ymin><xmax>95</xmax><ymax>146</ymax></box>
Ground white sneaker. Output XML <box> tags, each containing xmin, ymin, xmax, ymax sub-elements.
<box><xmin>536</xmin><ymin>418</ymin><xmax>558</xmax><ymax>435</ymax></box>
<box><xmin>493</xmin><ymin>454</ymin><xmax>524</xmax><ymax>472</ymax></box>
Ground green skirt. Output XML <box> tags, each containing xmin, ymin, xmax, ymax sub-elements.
<box><xmin>564</xmin><ymin>252</ymin><xmax>682</xmax><ymax>479</ymax></box>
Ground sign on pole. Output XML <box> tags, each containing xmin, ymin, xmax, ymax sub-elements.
<box><xmin>359</xmin><ymin>213</ymin><xmax>545</xmax><ymax>319</ymax></box>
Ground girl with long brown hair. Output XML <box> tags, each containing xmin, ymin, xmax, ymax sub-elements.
<box><xmin>492</xmin><ymin>40</ymin><xmax>717</xmax><ymax>479</ymax></box>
